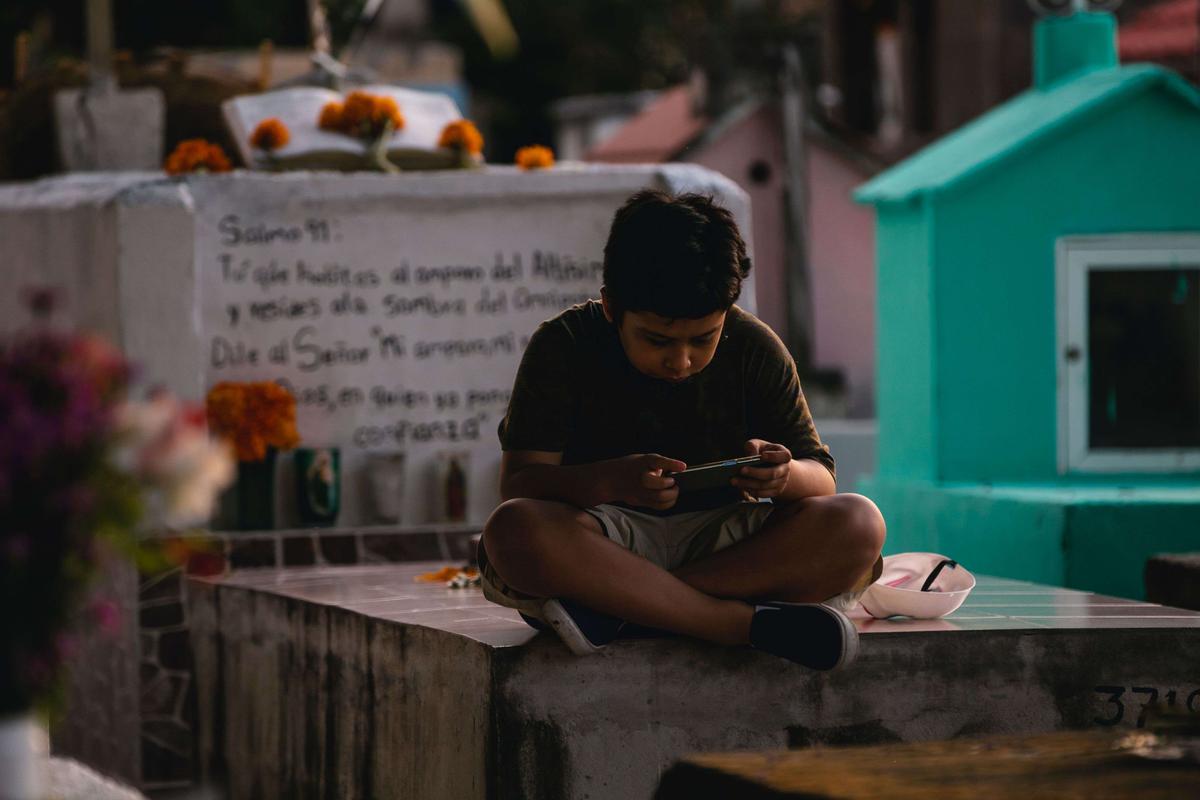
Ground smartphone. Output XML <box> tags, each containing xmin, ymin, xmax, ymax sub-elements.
<box><xmin>667</xmin><ymin>455</ymin><xmax>766</xmax><ymax>493</ymax></box>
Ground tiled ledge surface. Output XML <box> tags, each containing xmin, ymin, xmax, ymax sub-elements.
<box><xmin>210</xmin><ymin>562</ymin><xmax>1200</xmax><ymax>647</ymax></box>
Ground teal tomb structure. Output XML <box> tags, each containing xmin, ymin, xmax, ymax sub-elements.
<box><xmin>855</xmin><ymin>10</ymin><xmax>1200</xmax><ymax>600</ymax></box>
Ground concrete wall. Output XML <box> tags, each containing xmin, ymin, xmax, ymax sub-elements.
<box><xmin>816</xmin><ymin>418</ymin><xmax>877</xmax><ymax>492</ymax></box>
<box><xmin>874</xmin><ymin>200</ymin><xmax>936</xmax><ymax>481</ymax></box>
<box><xmin>49</xmin><ymin>559</ymin><xmax>142</xmax><ymax>786</ymax></box>
<box><xmin>863</xmin><ymin>477</ymin><xmax>1200</xmax><ymax>599</ymax></box>
<box><xmin>0</xmin><ymin>173</ymin><xmax>146</xmax><ymax>339</ymax></box>
<box><xmin>691</xmin><ymin>109</ymin><xmax>880</xmax><ymax>419</ymax></box>
<box><xmin>690</xmin><ymin>107</ymin><xmax>783</xmax><ymax>337</ymax></box>
<box><xmin>190</xmin><ymin>581</ymin><xmax>492</xmax><ymax>798</ymax></box>
<box><xmin>806</xmin><ymin>142</ymin><xmax>877</xmax><ymax>417</ymax></box>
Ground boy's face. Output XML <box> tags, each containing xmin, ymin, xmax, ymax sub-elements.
<box><xmin>602</xmin><ymin>292</ymin><xmax>726</xmax><ymax>383</ymax></box>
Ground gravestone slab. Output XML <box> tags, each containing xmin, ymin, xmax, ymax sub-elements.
<box><xmin>188</xmin><ymin>563</ymin><xmax>1200</xmax><ymax>800</ymax></box>
<box><xmin>53</xmin><ymin>88</ymin><xmax>166</xmax><ymax>171</ymax></box>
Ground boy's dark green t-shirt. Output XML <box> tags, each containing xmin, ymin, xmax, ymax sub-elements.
<box><xmin>498</xmin><ymin>300</ymin><xmax>835</xmax><ymax>514</ymax></box>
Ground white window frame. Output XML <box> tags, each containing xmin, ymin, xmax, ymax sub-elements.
<box><xmin>1056</xmin><ymin>234</ymin><xmax>1200</xmax><ymax>474</ymax></box>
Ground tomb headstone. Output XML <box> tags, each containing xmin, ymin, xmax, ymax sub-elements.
<box><xmin>0</xmin><ymin>165</ymin><xmax>753</xmax><ymax>528</ymax></box>
<box><xmin>53</xmin><ymin>0</ymin><xmax>164</xmax><ymax>171</ymax></box>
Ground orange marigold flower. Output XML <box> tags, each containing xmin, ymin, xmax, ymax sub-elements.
<box><xmin>164</xmin><ymin>139</ymin><xmax>233</xmax><ymax>175</ymax></box>
<box><xmin>438</xmin><ymin>119</ymin><xmax>483</xmax><ymax>155</ymax></box>
<box><xmin>370</xmin><ymin>95</ymin><xmax>405</xmax><ymax>132</ymax></box>
<box><xmin>515</xmin><ymin>144</ymin><xmax>555</xmax><ymax>170</ymax></box>
<box><xmin>205</xmin><ymin>381</ymin><xmax>299</xmax><ymax>462</ymax></box>
<box><xmin>318</xmin><ymin>101</ymin><xmax>344</xmax><ymax>132</ymax></box>
<box><xmin>250</xmin><ymin>117</ymin><xmax>290</xmax><ymax>151</ymax></box>
<box><xmin>339</xmin><ymin>90</ymin><xmax>403</xmax><ymax>139</ymax></box>
<box><xmin>341</xmin><ymin>90</ymin><xmax>377</xmax><ymax>132</ymax></box>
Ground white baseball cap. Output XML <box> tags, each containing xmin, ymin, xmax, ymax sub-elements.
<box><xmin>859</xmin><ymin>552</ymin><xmax>975</xmax><ymax>619</ymax></box>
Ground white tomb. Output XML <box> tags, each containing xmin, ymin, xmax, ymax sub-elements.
<box><xmin>0</xmin><ymin>165</ymin><xmax>753</xmax><ymax>528</ymax></box>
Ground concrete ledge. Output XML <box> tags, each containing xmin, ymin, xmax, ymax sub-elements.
<box><xmin>1145</xmin><ymin>552</ymin><xmax>1200</xmax><ymax>611</ymax></box>
<box><xmin>188</xmin><ymin>564</ymin><xmax>1200</xmax><ymax>800</ymax></box>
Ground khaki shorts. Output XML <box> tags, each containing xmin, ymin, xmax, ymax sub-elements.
<box><xmin>477</xmin><ymin>501</ymin><xmax>878</xmax><ymax>621</ymax></box>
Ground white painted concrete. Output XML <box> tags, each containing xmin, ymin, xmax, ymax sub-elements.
<box><xmin>0</xmin><ymin>166</ymin><xmax>752</xmax><ymax>528</ymax></box>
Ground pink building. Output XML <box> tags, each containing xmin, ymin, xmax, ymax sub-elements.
<box><xmin>587</xmin><ymin>84</ymin><xmax>879</xmax><ymax>418</ymax></box>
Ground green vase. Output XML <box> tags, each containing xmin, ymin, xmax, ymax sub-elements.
<box><xmin>236</xmin><ymin>448</ymin><xmax>277</xmax><ymax>531</ymax></box>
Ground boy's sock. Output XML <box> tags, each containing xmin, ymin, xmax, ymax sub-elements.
<box><xmin>748</xmin><ymin>602</ymin><xmax>859</xmax><ymax>671</ymax></box>
<box><xmin>540</xmin><ymin>597</ymin><xmax>626</xmax><ymax>655</ymax></box>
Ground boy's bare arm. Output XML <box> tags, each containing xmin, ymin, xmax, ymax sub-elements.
<box><xmin>732</xmin><ymin>439</ymin><xmax>836</xmax><ymax>502</ymax></box>
<box><xmin>777</xmin><ymin>457</ymin><xmax>837</xmax><ymax>500</ymax></box>
<box><xmin>501</xmin><ymin>450</ymin><xmax>687</xmax><ymax>510</ymax></box>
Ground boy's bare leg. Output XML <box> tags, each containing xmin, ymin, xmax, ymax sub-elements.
<box><xmin>482</xmin><ymin>494</ymin><xmax>884</xmax><ymax>647</ymax></box>
<box><xmin>483</xmin><ymin>499</ymin><xmax>753</xmax><ymax>645</ymax></box>
<box><xmin>671</xmin><ymin>493</ymin><xmax>885</xmax><ymax>603</ymax></box>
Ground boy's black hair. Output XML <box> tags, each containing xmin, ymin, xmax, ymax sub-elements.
<box><xmin>602</xmin><ymin>190</ymin><xmax>751</xmax><ymax>321</ymax></box>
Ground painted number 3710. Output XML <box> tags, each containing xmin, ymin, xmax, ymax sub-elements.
<box><xmin>1093</xmin><ymin>686</ymin><xmax>1200</xmax><ymax>728</ymax></box>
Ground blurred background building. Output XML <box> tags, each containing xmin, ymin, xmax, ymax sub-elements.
<box><xmin>3</xmin><ymin>0</ymin><xmax>1196</xmax><ymax>424</ymax></box>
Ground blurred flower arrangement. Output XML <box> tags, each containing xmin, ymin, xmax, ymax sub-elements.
<box><xmin>317</xmin><ymin>89</ymin><xmax>406</xmax><ymax>173</ymax></box>
<box><xmin>516</xmin><ymin>144</ymin><xmax>555</xmax><ymax>170</ymax></box>
<box><xmin>204</xmin><ymin>381</ymin><xmax>299</xmax><ymax>462</ymax></box>
<box><xmin>205</xmin><ymin>381</ymin><xmax>300</xmax><ymax>530</ymax></box>
<box><xmin>438</xmin><ymin>119</ymin><xmax>485</xmax><ymax>168</ymax></box>
<box><xmin>318</xmin><ymin>90</ymin><xmax>405</xmax><ymax>141</ymax></box>
<box><xmin>164</xmin><ymin>138</ymin><xmax>233</xmax><ymax>176</ymax></box>
<box><xmin>0</xmin><ymin>289</ymin><xmax>233</xmax><ymax>714</ymax></box>
<box><xmin>249</xmin><ymin>117</ymin><xmax>291</xmax><ymax>160</ymax></box>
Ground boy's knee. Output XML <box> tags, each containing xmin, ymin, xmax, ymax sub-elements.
<box><xmin>482</xmin><ymin>499</ymin><xmax>600</xmax><ymax>596</ymax></box>
<box><xmin>483</xmin><ymin>498</ymin><xmax>542</xmax><ymax>556</ymax></box>
<box><xmin>482</xmin><ymin>498</ymin><xmax>596</xmax><ymax>560</ymax></box>
<box><xmin>825</xmin><ymin>493</ymin><xmax>886</xmax><ymax>570</ymax></box>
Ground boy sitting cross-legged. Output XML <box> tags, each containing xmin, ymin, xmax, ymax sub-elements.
<box><xmin>477</xmin><ymin>190</ymin><xmax>885</xmax><ymax>670</ymax></box>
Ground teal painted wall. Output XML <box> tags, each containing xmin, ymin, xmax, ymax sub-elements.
<box><xmin>862</xmin><ymin>476</ymin><xmax>1200</xmax><ymax>599</ymax></box>
<box><xmin>874</xmin><ymin>201</ymin><xmax>937</xmax><ymax>480</ymax></box>
<box><xmin>1065</xmin><ymin>502</ymin><xmax>1200</xmax><ymax>598</ymax></box>
<box><xmin>864</xmin><ymin>76</ymin><xmax>1200</xmax><ymax>594</ymax></box>
<box><xmin>862</xmin><ymin>477</ymin><xmax>1068</xmax><ymax>587</ymax></box>
<box><xmin>878</xmin><ymin>91</ymin><xmax>1200</xmax><ymax>484</ymax></box>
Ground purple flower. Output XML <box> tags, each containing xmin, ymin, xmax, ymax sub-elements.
<box><xmin>90</xmin><ymin>598</ymin><xmax>122</xmax><ymax>635</ymax></box>
<box><xmin>55</xmin><ymin>632</ymin><xmax>79</xmax><ymax>661</ymax></box>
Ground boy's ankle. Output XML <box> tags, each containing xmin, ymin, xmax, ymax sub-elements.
<box><xmin>717</xmin><ymin>599</ymin><xmax>756</xmax><ymax>646</ymax></box>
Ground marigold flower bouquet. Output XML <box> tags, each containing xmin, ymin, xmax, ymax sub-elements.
<box><xmin>0</xmin><ymin>290</ymin><xmax>233</xmax><ymax>720</ymax></box>
<box><xmin>164</xmin><ymin>138</ymin><xmax>233</xmax><ymax>175</ymax></box>
<box><xmin>205</xmin><ymin>381</ymin><xmax>300</xmax><ymax>530</ymax></box>
<box><xmin>221</xmin><ymin>85</ymin><xmax>469</xmax><ymax>172</ymax></box>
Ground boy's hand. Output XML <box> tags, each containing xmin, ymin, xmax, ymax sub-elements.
<box><xmin>607</xmin><ymin>454</ymin><xmax>686</xmax><ymax>511</ymax></box>
<box><xmin>732</xmin><ymin>440</ymin><xmax>792</xmax><ymax>499</ymax></box>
